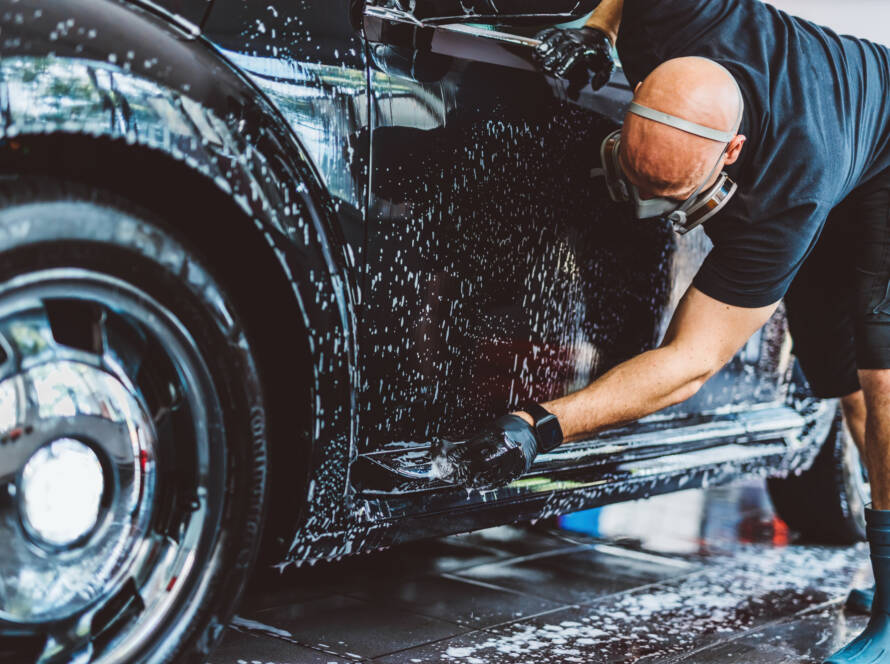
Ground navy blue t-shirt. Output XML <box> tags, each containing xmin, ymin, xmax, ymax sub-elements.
<box><xmin>618</xmin><ymin>0</ymin><xmax>890</xmax><ymax>308</ymax></box>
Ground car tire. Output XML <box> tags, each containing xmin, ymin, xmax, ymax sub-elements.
<box><xmin>0</xmin><ymin>177</ymin><xmax>267</xmax><ymax>663</ymax></box>
<box><xmin>767</xmin><ymin>407</ymin><xmax>868</xmax><ymax>545</ymax></box>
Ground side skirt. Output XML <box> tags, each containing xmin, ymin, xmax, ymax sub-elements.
<box><xmin>275</xmin><ymin>399</ymin><xmax>836</xmax><ymax>566</ymax></box>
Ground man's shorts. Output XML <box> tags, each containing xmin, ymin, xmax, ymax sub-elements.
<box><xmin>784</xmin><ymin>167</ymin><xmax>890</xmax><ymax>398</ymax></box>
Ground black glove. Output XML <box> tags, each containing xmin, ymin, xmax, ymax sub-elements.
<box><xmin>431</xmin><ymin>414</ymin><xmax>540</xmax><ymax>490</ymax></box>
<box><xmin>533</xmin><ymin>26</ymin><xmax>615</xmax><ymax>98</ymax></box>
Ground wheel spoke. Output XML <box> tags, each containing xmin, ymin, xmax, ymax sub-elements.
<box><xmin>0</xmin><ymin>297</ymin><xmax>59</xmax><ymax>365</ymax></box>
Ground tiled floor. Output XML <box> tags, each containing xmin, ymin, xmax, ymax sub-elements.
<box><xmin>209</xmin><ymin>480</ymin><xmax>872</xmax><ymax>663</ymax></box>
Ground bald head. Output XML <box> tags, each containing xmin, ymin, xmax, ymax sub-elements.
<box><xmin>621</xmin><ymin>57</ymin><xmax>745</xmax><ymax>200</ymax></box>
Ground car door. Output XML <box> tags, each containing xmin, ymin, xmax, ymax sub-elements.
<box><xmin>357</xmin><ymin>1</ymin><xmax>784</xmax><ymax>460</ymax></box>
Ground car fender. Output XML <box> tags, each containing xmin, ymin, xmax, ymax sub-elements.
<box><xmin>0</xmin><ymin>0</ymin><xmax>359</xmax><ymax>540</ymax></box>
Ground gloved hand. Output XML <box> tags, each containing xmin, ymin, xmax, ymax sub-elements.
<box><xmin>430</xmin><ymin>414</ymin><xmax>540</xmax><ymax>490</ymax></box>
<box><xmin>533</xmin><ymin>26</ymin><xmax>615</xmax><ymax>99</ymax></box>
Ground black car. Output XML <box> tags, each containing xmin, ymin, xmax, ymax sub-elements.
<box><xmin>0</xmin><ymin>0</ymin><xmax>868</xmax><ymax>661</ymax></box>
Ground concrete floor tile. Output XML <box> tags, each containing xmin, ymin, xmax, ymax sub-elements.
<box><xmin>343</xmin><ymin>572</ymin><xmax>565</xmax><ymax>628</ymax></box>
<box><xmin>451</xmin><ymin>543</ymin><xmax>694</xmax><ymax>605</ymax></box>
<box><xmin>371</xmin><ymin>630</ymin><xmax>511</xmax><ymax>664</ymax></box>
<box><xmin>450</xmin><ymin>525</ymin><xmax>587</xmax><ymax>558</ymax></box>
<box><xmin>244</xmin><ymin>594</ymin><xmax>470</xmax><ymax>660</ymax></box>
<box><xmin>672</xmin><ymin>608</ymin><xmax>871</xmax><ymax>663</ymax></box>
<box><xmin>207</xmin><ymin>629</ymin><xmax>363</xmax><ymax>664</ymax></box>
<box><xmin>242</xmin><ymin>539</ymin><xmax>510</xmax><ymax>612</ymax></box>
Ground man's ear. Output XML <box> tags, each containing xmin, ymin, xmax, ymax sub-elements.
<box><xmin>724</xmin><ymin>134</ymin><xmax>746</xmax><ymax>166</ymax></box>
<box><xmin>634</xmin><ymin>81</ymin><xmax>642</xmax><ymax>94</ymax></box>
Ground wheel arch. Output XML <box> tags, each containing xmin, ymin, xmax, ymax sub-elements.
<box><xmin>0</xmin><ymin>0</ymin><xmax>359</xmax><ymax>562</ymax></box>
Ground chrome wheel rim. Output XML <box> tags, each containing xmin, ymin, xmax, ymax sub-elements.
<box><xmin>0</xmin><ymin>268</ymin><xmax>224</xmax><ymax>663</ymax></box>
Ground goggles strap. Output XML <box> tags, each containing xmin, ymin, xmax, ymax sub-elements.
<box><xmin>628</xmin><ymin>103</ymin><xmax>737</xmax><ymax>143</ymax></box>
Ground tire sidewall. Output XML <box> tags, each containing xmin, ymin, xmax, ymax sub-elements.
<box><xmin>767</xmin><ymin>406</ymin><xmax>867</xmax><ymax>544</ymax></box>
<box><xmin>831</xmin><ymin>413</ymin><xmax>868</xmax><ymax>538</ymax></box>
<box><xmin>0</xmin><ymin>188</ymin><xmax>267</xmax><ymax>662</ymax></box>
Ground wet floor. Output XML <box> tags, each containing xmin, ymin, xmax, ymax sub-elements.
<box><xmin>208</xmin><ymin>479</ymin><xmax>872</xmax><ymax>663</ymax></box>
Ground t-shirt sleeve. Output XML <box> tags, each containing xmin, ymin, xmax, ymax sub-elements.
<box><xmin>692</xmin><ymin>197</ymin><xmax>830</xmax><ymax>308</ymax></box>
<box><xmin>618</xmin><ymin>0</ymin><xmax>739</xmax><ymax>85</ymax></box>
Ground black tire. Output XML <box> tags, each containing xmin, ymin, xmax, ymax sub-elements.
<box><xmin>767</xmin><ymin>407</ymin><xmax>868</xmax><ymax>545</ymax></box>
<box><xmin>0</xmin><ymin>177</ymin><xmax>267</xmax><ymax>663</ymax></box>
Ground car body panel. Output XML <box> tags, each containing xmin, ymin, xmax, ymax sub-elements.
<box><xmin>358</xmin><ymin>11</ymin><xmax>790</xmax><ymax>455</ymax></box>
<box><xmin>202</xmin><ymin>0</ymin><xmax>370</xmax><ymax>269</ymax></box>
<box><xmin>0</xmin><ymin>0</ymin><xmax>832</xmax><ymax>568</ymax></box>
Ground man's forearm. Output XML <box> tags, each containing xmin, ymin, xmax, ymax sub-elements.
<box><xmin>537</xmin><ymin>344</ymin><xmax>710</xmax><ymax>440</ymax></box>
<box><xmin>584</xmin><ymin>0</ymin><xmax>624</xmax><ymax>45</ymax></box>
<box><xmin>456</xmin><ymin>288</ymin><xmax>776</xmax><ymax>488</ymax></box>
<box><xmin>525</xmin><ymin>287</ymin><xmax>779</xmax><ymax>442</ymax></box>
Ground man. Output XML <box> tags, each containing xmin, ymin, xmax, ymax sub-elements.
<box><xmin>431</xmin><ymin>0</ymin><xmax>890</xmax><ymax>661</ymax></box>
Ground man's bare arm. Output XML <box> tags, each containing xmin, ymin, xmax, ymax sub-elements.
<box><xmin>529</xmin><ymin>286</ymin><xmax>779</xmax><ymax>440</ymax></box>
<box><xmin>584</xmin><ymin>0</ymin><xmax>624</xmax><ymax>45</ymax></box>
